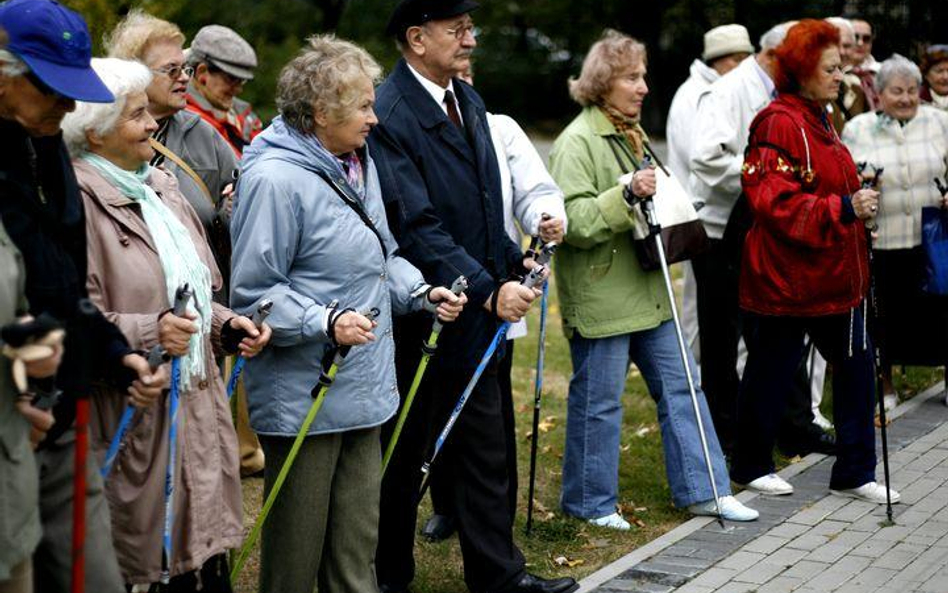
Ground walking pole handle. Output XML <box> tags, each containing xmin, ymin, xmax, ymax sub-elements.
<box><xmin>430</xmin><ymin>276</ymin><xmax>468</xmax><ymax>333</ymax></box>
<box><xmin>172</xmin><ymin>283</ymin><xmax>192</xmax><ymax>317</ymax></box>
<box><xmin>858</xmin><ymin>164</ymin><xmax>884</xmax><ymax>232</ymax></box>
<box><xmin>251</xmin><ymin>299</ymin><xmax>273</xmax><ymax>328</ymax></box>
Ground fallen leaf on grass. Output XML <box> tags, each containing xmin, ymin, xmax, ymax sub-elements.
<box><xmin>582</xmin><ymin>538</ymin><xmax>612</xmax><ymax>550</ymax></box>
<box><xmin>630</xmin><ymin>517</ymin><xmax>646</xmax><ymax>528</ymax></box>
<box><xmin>542</xmin><ymin>445</ymin><xmax>553</xmax><ymax>454</ymax></box>
<box><xmin>537</xmin><ymin>416</ymin><xmax>558</xmax><ymax>433</ymax></box>
<box><xmin>553</xmin><ymin>555</ymin><xmax>585</xmax><ymax>568</ymax></box>
<box><xmin>634</xmin><ymin>426</ymin><xmax>653</xmax><ymax>438</ymax></box>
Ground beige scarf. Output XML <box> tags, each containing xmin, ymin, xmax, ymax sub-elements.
<box><xmin>598</xmin><ymin>102</ymin><xmax>648</xmax><ymax>163</ymax></box>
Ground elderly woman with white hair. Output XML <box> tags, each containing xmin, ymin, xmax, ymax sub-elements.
<box><xmin>549</xmin><ymin>29</ymin><xmax>757</xmax><ymax>529</ymax></box>
<box><xmin>60</xmin><ymin>57</ymin><xmax>271</xmax><ymax>591</ymax></box>
<box><xmin>843</xmin><ymin>54</ymin><xmax>948</xmax><ymax>408</ymax></box>
<box><xmin>229</xmin><ymin>35</ymin><xmax>465</xmax><ymax>593</ymax></box>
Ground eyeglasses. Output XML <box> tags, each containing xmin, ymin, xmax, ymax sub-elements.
<box><xmin>151</xmin><ymin>64</ymin><xmax>194</xmax><ymax>80</ymax></box>
<box><xmin>854</xmin><ymin>33</ymin><xmax>873</xmax><ymax>44</ymax></box>
<box><xmin>444</xmin><ymin>22</ymin><xmax>476</xmax><ymax>40</ymax></box>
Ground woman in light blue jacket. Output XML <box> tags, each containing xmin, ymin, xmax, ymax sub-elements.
<box><xmin>229</xmin><ymin>36</ymin><xmax>465</xmax><ymax>593</ymax></box>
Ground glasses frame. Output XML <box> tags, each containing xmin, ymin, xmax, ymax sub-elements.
<box><xmin>444</xmin><ymin>22</ymin><xmax>476</xmax><ymax>41</ymax></box>
<box><xmin>151</xmin><ymin>63</ymin><xmax>194</xmax><ymax>80</ymax></box>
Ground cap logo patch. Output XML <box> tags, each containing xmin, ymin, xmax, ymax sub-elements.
<box><xmin>62</xmin><ymin>31</ymin><xmax>72</xmax><ymax>41</ymax></box>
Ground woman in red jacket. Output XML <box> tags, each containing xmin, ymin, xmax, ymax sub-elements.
<box><xmin>730</xmin><ymin>20</ymin><xmax>899</xmax><ymax>504</ymax></box>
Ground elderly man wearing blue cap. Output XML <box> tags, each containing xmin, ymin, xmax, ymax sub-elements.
<box><xmin>0</xmin><ymin>2</ymin><xmax>169</xmax><ymax>592</ymax></box>
<box><xmin>370</xmin><ymin>1</ymin><xmax>577</xmax><ymax>592</ymax></box>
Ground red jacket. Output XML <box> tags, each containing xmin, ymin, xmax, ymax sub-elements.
<box><xmin>739</xmin><ymin>94</ymin><xmax>868</xmax><ymax>317</ymax></box>
<box><xmin>185</xmin><ymin>88</ymin><xmax>261</xmax><ymax>157</ymax></box>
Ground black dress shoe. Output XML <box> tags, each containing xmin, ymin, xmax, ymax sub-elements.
<box><xmin>506</xmin><ymin>573</ymin><xmax>579</xmax><ymax>593</ymax></box>
<box><xmin>420</xmin><ymin>513</ymin><xmax>456</xmax><ymax>542</ymax></box>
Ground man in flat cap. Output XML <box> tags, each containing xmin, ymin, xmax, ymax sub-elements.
<box><xmin>185</xmin><ymin>24</ymin><xmax>261</xmax><ymax>155</ymax></box>
<box><xmin>369</xmin><ymin>1</ymin><xmax>577</xmax><ymax>592</ymax></box>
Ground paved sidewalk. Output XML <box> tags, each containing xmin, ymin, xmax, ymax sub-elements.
<box><xmin>580</xmin><ymin>382</ymin><xmax>948</xmax><ymax>593</ymax></box>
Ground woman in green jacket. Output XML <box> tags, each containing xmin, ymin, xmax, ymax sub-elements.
<box><xmin>550</xmin><ymin>30</ymin><xmax>756</xmax><ymax>529</ymax></box>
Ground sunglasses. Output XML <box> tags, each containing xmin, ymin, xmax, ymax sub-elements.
<box><xmin>854</xmin><ymin>33</ymin><xmax>873</xmax><ymax>44</ymax></box>
<box><xmin>151</xmin><ymin>63</ymin><xmax>194</xmax><ymax>80</ymax></box>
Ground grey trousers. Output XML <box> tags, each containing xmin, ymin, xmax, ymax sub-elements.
<box><xmin>34</xmin><ymin>431</ymin><xmax>124</xmax><ymax>593</ymax></box>
<box><xmin>259</xmin><ymin>427</ymin><xmax>381</xmax><ymax>593</ymax></box>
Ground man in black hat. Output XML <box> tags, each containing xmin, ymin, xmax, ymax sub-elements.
<box><xmin>370</xmin><ymin>1</ymin><xmax>578</xmax><ymax>592</ymax></box>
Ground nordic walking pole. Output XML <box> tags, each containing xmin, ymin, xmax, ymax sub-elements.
<box><xmin>72</xmin><ymin>299</ymin><xmax>99</xmax><ymax>593</ymax></box>
<box><xmin>418</xmin><ymin>244</ymin><xmax>556</xmax><ymax>501</ymax></box>
<box><xmin>525</xmin><ymin>218</ymin><xmax>552</xmax><ymax>535</ymax></box>
<box><xmin>161</xmin><ymin>284</ymin><xmax>193</xmax><ymax>584</ymax></box>
<box><xmin>100</xmin><ymin>345</ymin><xmax>171</xmax><ymax>478</ymax></box>
<box><xmin>230</xmin><ymin>306</ymin><xmax>380</xmax><ymax>582</ymax></box>
<box><xmin>636</xmin><ymin>150</ymin><xmax>728</xmax><ymax>529</ymax></box>
<box><xmin>382</xmin><ymin>276</ymin><xmax>468</xmax><ymax>475</ymax></box>
<box><xmin>859</xmin><ymin>163</ymin><xmax>894</xmax><ymax>524</ymax></box>
<box><xmin>226</xmin><ymin>299</ymin><xmax>273</xmax><ymax>399</ymax></box>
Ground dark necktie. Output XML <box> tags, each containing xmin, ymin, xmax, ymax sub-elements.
<box><xmin>444</xmin><ymin>90</ymin><xmax>463</xmax><ymax>129</ymax></box>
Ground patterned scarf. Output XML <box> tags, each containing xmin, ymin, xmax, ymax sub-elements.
<box><xmin>81</xmin><ymin>153</ymin><xmax>213</xmax><ymax>391</ymax></box>
<box><xmin>598</xmin><ymin>102</ymin><xmax>648</xmax><ymax>163</ymax></box>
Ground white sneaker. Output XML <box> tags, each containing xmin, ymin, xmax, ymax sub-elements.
<box><xmin>812</xmin><ymin>410</ymin><xmax>834</xmax><ymax>431</ymax></box>
<box><xmin>831</xmin><ymin>481</ymin><xmax>901</xmax><ymax>504</ymax></box>
<box><xmin>688</xmin><ymin>495</ymin><xmax>759</xmax><ymax>522</ymax></box>
<box><xmin>883</xmin><ymin>393</ymin><xmax>898</xmax><ymax>412</ymax></box>
<box><xmin>739</xmin><ymin>473</ymin><xmax>794</xmax><ymax>495</ymax></box>
<box><xmin>588</xmin><ymin>512</ymin><xmax>631</xmax><ymax>530</ymax></box>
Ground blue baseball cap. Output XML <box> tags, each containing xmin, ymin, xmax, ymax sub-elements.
<box><xmin>0</xmin><ymin>0</ymin><xmax>113</xmax><ymax>102</ymax></box>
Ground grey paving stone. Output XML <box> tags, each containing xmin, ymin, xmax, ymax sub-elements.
<box><xmin>671</xmin><ymin>582</ymin><xmax>715</xmax><ymax>593</ymax></box>
<box><xmin>754</xmin><ymin>576</ymin><xmax>804</xmax><ymax>593</ymax></box>
<box><xmin>832</xmin><ymin>566</ymin><xmax>898</xmax><ymax>593</ymax></box>
<box><xmin>805</xmin><ymin>519</ymin><xmax>850</xmax><ymax>536</ymax></box>
<box><xmin>802</xmin><ymin>554</ymin><xmax>871</xmax><ymax>590</ymax></box>
<box><xmin>868</xmin><ymin>524</ymin><xmax>914</xmax><ymax>542</ymax></box>
<box><xmin>715</xmin><ymin>551</ymin><xmax>766</xmax><ymax>572</ymax></box>
<box><xmin>850</xmin><ymin>535</ymin><xmax>901</xmax><ymax>558</ymax></box>
<box><xmin>780</xmin><ymin>559</ymin><xmax>831</xmax><ymax>580</ymax></box>
<box><xmin>783</xmin><ymin>532</ymin><xmax>830</xmax><ymax>552</ymax></box>
<box><xmin>873</xmin><ymin>542</ymin><xmax>928</xmax><ymax>571</ymax></box>
<box><xmin>687</xmin><ymin>567</ymin><xmax>738</xmax><ymax>589</ymax></box>
<box><xmin>740</xmin><ymin>535</ymin><xmax>788</xmax><ymax>555</ymax></box>
<box><xmin>764</xmin><ymin>522</ymin><xmax>810</xmax><ymax>539</ymax></box>
<box><xmin>710</xmin><ymin>583</ymin><xmax>759</xmax><ymax>593</ymax></box>
<box><xmin>759</xmin><ymin>547</ymin><xmax>808</xmax><ymax>568</ymax></box>
<box><xmin>828</xmin><ymin>499</ymin><xmax>877</xmax><ymax>523</ymax></box>
<box><xmin>731</xmin><ymin>560</ymin><xmax>787</xmax><ymax>585</ymax></box>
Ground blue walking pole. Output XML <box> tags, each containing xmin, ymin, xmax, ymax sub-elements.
<box><xmin>160</xmin><ymin>283</ymin><xmax>193</xmax><ymax>585</ymax></box>
<box><xmin>99</xmin><ymin>345</ymin><xmax>170</xmax><ymax>478</ymax></box>
<box><xmin>226</xmin><ymin>299</ymin><xmax>273</xmax><ymax>399</ymax></box>
<box><xmin>418</xmin><ymin>243</ymin><xmax>556</xmax><ymax>500</ymax></box>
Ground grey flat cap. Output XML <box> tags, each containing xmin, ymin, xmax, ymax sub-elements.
<box><xmin>189</xmin><ymin>24</ymin><xmax>257</xmax><ymax>80</ymax></box>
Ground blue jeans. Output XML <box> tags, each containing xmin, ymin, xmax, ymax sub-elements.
<box><xmin>561</xmin><ymin>321</ymin><xmax>731</xmax><ymax>518</ymax></box>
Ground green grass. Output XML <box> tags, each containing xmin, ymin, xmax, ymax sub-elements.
<box><xmin>233</xmin><ymin>266</ymin><xmax>946</xmax><ymax>592</ymax></box>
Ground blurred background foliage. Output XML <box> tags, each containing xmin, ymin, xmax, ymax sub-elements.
<box><xmin>65</xmin><ymin>0</ymin><xmax>948</xmax><ymax>133</ymax></box>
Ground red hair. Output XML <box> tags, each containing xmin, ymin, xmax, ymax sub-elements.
<box><xmin>773</xmin><ymin>19</ymin><xmax>840</xmax><ymax>94</ymax></box>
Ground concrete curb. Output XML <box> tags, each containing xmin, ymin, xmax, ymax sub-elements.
<box><xmin>576</xmin><ymin>380</ymin><xmax>946</xmax><ymax>592</ymax></box>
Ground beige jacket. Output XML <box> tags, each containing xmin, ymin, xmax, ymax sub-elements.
<box><xmin>75</xmin><ymin>159</ymin><xmax>242</xmax><ymax>585</ymax></box>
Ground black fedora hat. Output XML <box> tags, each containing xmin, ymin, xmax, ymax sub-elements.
<box><xmin>385</xmin><ymin>0</ymin><xmax>480</xmax><ymax>41</ymax></box>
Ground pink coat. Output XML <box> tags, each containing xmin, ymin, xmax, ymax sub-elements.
<box><xmin>75</xmin><ymin>159</ymin><xmax>242</xmax><ymax>585</ymax></box>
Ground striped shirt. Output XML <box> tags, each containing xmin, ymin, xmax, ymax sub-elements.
<box><xmin>842</xmin><ymin>105</ymin><xmax>948</xmax><ymax>249</ymax></box>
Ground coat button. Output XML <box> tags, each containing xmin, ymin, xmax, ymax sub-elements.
<box><xmin>198</xmin><ymin>380</ymin><xmax>208</xmax><ymax>390</ymax></box>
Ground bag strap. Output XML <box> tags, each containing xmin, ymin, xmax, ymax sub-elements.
<box><xmin>314</xmin><ymin>170</ymin><xmax>389</xmax><ymax>259</ymax></box>
<box><xmin>606</xmin><ymin>136</ymin><xmax>639</xmax><ymax>175</ymax></box>
<box><xmin>148</xmin><ymin>138</ymin><xmax>214</xmax><ymax>205</ymax></box>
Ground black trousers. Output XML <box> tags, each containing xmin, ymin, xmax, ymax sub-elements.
<box><xmin>731</xmin><ymin>311</ymin><xmax>876</xmax><ymax>490</ymax></box>
<box><xmin>377</xmin><ymin>326</ymin><xmax>525</xmax><ymax>593</ymax></box>
<box><xmin>431</xmin><ymin>341</ymin><xmax>519</xmax><ymax>525</ymax></box>
<box><xmin>692</xmin><ymin>238</ymin><xmax>821</xmax><ymax>454</ymax></box>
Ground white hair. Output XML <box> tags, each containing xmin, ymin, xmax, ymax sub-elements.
<box><xmin>759</xmin><ymin>23</ymin><xmax>791</xmax><ymax>51</ymax></box>
<box><xmin>61</xmin><ymin>58</ymin><xmax>151</xmax><ymax>156</ymax></box>
<box><xmin>825</xmin><ymin>17</ymin><xmax>854</xmax><ymax>35</ymax></box>
<box><xmin>0</xmin><ymin>49</ymin><xmax>27</xmax><ymax>76</ymax></box>
<box><xmin>875</xmin><ymin>54</ymin><xmax>922</xmax><ymax>94</ymax></box>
